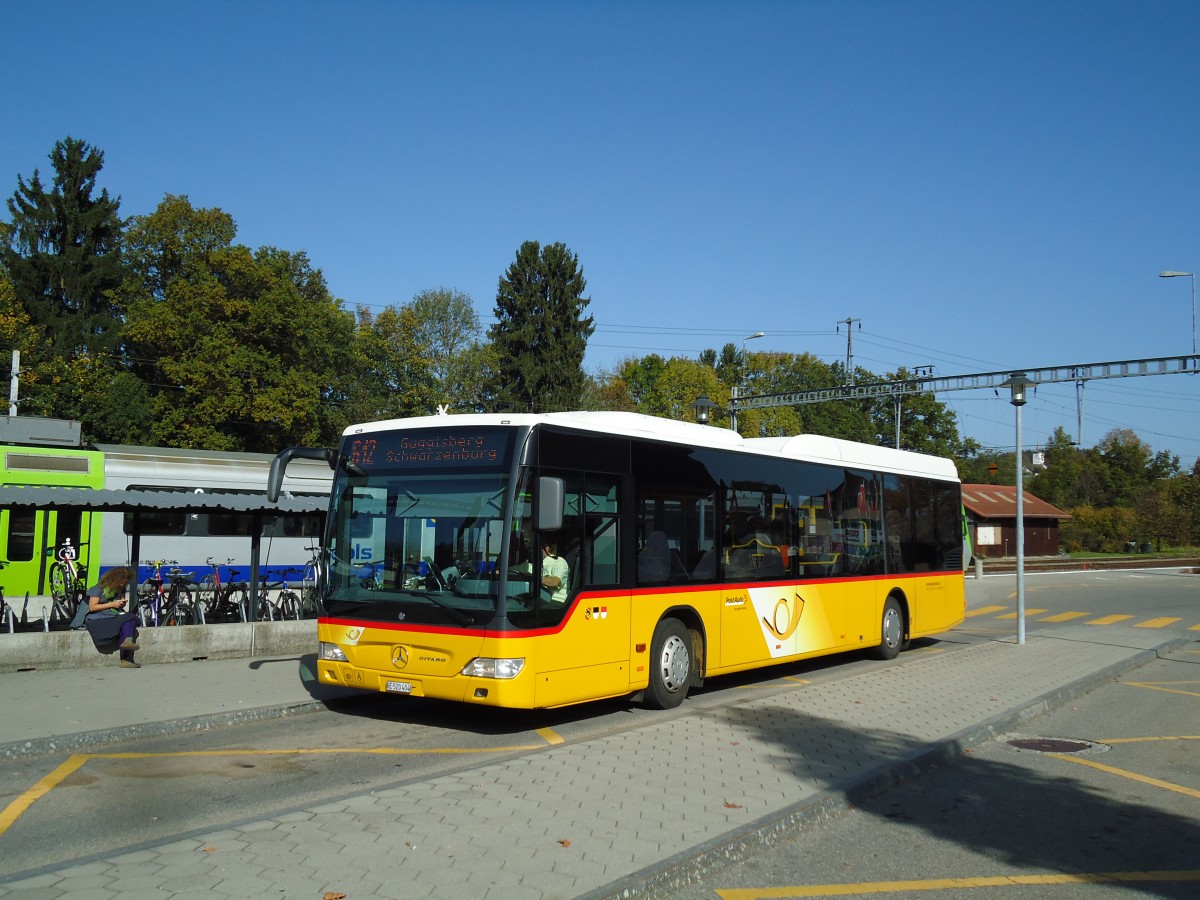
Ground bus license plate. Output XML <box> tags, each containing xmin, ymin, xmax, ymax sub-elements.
<box><xmin>385</xmin><ymin>680</ymin><xmax>413</xmax><ymax>694</ymax></box>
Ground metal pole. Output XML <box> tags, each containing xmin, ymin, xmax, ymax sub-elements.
<box><xmin>1015</xmin><ymin>402</ymin><xmax>1026</xmax><ymax>645</ymax></box>
<box><xmin>730</xmin><ymin>385</ymin><xmax>739</xmax><ymax>433</ymax></box>
<box><xmin>8</xmin><ymin>350</ymin><xmax>19</xmax><ymax>416</ymax></box>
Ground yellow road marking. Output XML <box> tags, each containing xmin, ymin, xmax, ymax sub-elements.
<box><xmin>1135</xmin><ymin>617</ymin><xmax>1182</xmax><ymax>628</ymax></box>
<box><xmin>1087</xmin><ymin>614</ymin><xmax>1134</xmax><ymax>625</ymax></box>
<box><xmin>715</xmin><ymin>870</ymin><xmax>1200</xmax><ymax>898</ymax></box>
<box><xmin>1047</xmin><ymin>754</ymin><xmax>1200</xmax><ymax>799</ymax></box>
<box><xmin>1039</xmin><ymin>611</ymin><xmax>1088</xmax><ymax>622</ymax></box>
<box><xmin>0</xmin><ymin>755</ymin><xmax>89</xmax><ymax>838</ymax></box>
<box><xmin>1123</xmin><ymin>680</ymin><xmax>1200</xmax><ymax>699</ymax></box>
<box><xmin>1102</xmin><ymin>734</ymin><xmax>1200</xmax><ymax>744</ymax></box>
<box><xmin>997</xmin><ymin>608</ymin><xmax>1047</xmax><ymax>620</ymax></box>
<box><xmin>1191</xmin><ymin>623</ymin><xmax>1200</xmax><ymax>631</ymax></box>
<box><xmin>963</xmin><ymin>605</ymin><xmax>1006</xmax><ymax>618</ymax></box>
<box><xmin>0</xmin><ymin>743</ymin><xmax>547</xmax><ymax>837</ymax></box>
<box><xmin>536</xmin><ymin>727</ymin><xmax>564</xmax><ymax>745</ymax></box>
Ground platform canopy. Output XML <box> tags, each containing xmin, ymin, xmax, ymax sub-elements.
<box><xmin>0</xmin><ymin>485</ymin><xmax>325</xmax><ymax>515</ymax></box>
<box><xmin>0</xmin><ymin>485</ymin><xmax>326</xmax><ymax>612</ymax></box>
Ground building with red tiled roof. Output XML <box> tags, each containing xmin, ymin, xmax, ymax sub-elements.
<box><xmin>961</xmin><ymin>484</ymin><xmax>1072</xmax><ymax>559</ymax></box>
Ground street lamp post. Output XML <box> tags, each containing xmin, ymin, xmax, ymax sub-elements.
<box><xmin>690</xmin><ymin>395</ymin><xmax>714</xmax><ymax>425</ymax></box>
<box><xmin>732</xmin><ymin>331</ymin><xmax>765</xmax><ymax>433</ymax></box>
<box><xmin>1001</xmin><ymin>372</ymin><xmax>1032</xmax><ymax>646</ymax></box>
<box><xmin>1159</xmin><ymin>271</ymin><xmax>1196</xmax><ymax>356</ymax></box>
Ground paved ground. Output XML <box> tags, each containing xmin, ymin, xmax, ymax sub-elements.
<box><xmin>0</xmin><ymin>630</ymin><xmax>1191</xmax><ymax>899</ymax></box>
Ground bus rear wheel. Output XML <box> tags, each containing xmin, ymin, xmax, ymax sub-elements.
<box><xmin>646</xmin><ymin>618</ymin><xmax>694</xmax><ymax>710</ymax></box>
<box><xmin>875</xmin><ymin>597</ymin><xmax>905</xmax><ymax>660</ymax></box>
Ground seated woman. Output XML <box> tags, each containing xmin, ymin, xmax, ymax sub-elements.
<box><xmin>83</xmin><ymin>566</ymin><xmax>143</xmax><ymax>668</ymax></box>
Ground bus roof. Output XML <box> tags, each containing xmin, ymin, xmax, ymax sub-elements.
<box><xmin>346</xmin><ymin>411</ymin><xmax>960</xmax><ymax>482</ymax></box>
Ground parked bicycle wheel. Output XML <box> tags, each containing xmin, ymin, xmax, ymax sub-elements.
<box><xmin>161</xmin><ymin>583</ymin><xmax>198</xmax><ymax>626</ymax></box>
<box><xmin>48</xmin><ymin>562</ymin><xmax>71</xmax><ymax>606</ymax></box>
<box><xmin>301</xmin><ymin>558</ymin><xmax>321</xmax><ymax>616</ymax></box>
<box><xmin>277</xmin><ymin>589</ymin><xmax>301</xmax><ymax>620</ymax></box>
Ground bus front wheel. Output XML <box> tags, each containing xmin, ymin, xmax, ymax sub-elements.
<box><xmin>875</xmin><ymin>597</ymin><xmax>905</xmax><ymax>661</ymax></box>
<box><xmin>646</xmin><ymin>618</ymin><xmax>693</xmax><ymax>710</ymax></box>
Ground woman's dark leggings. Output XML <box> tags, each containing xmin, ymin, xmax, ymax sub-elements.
<box><xmin>118</xmin><ymin>619</ymin><xmax>139</xmax><ymax>660</ymax></box>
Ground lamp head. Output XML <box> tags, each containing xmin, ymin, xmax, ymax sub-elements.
<box><xmin>690</xmin><ymin>394</ymin><xmax>714</xmax><ymax>425</ymax></box>
<box><xmin>1001</xmin><ymin>372</ymin><xmax>1032</xmax><ymax>407</ymax></box>
<box><xmin>1160</xmin><ymin>271</ymin><xmax>1193</xmax><ymax>278</ymax></box>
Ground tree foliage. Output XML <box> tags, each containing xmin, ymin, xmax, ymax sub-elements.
<box><xmin>121</xmin><ymin>196</ymin><xmax>355</xmax><ymax>451</ymax></box>
<box><xmin>2</xmin><ymin>137</ymin><xmax>124</xmax><ymax>357</ymax></box>
<box><xmin>489</xmin><ymin>241</ymin><xmax>594</xmax><ymax>412</ymax></box>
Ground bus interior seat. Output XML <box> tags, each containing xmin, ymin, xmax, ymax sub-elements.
<box><xmin>691</xmin><ymin>549</ymin><xmax>715</xmax><ymax>580</ymax></box>
<box><xmin>638</xmin><ymin>531</ymin><xmax>671</xmax><ymax>583</ymax></box>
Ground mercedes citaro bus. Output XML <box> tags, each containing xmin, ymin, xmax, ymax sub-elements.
<box><xmin>269</xmin><ymin>411</ymin><xmax>965</xmax><ymax>710</ymax></box>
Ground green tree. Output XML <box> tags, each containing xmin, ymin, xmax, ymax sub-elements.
<box><xmin>488</xmin><ymin>241</ymin><xmax>594</xmax><ymax>412</ymax></box>
<box><xmin>405</xmin><ymin>287</ymin><xmax>494</xmax><ymax>411</ymax></box>
<box><xmin>122</xmin><ymin>197</ymin><xmax>355</xmax><ymax>451</ymax></box>
<box><xmin>869</xmin><ymin>368</ymin><xmax>964</xmax><ymax>457</ymax></box>
<box><xmin>2</xmin><ymin>137</ymin><xmax>124</xmax><ymax>358</ymax></box>
<box><xmin>349</xmin><ymin>304</ymin><xmax>438</xmax><ymax>422</ymax></box>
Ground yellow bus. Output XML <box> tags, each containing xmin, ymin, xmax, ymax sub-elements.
<box><xmin>270</xmin><ymin>411</ymin><xmax>965</xmax><ymax>710</ymax></box>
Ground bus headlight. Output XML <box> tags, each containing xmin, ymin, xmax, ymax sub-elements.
<box><xmin>461</xmin><ymin>657</ymin><xmax>525</xmax><ymax>679</ymax></box>
<box><xmin>319</xmin><ymin>642</ymin><xmax>348</xmax><ymax>662</ymax></box>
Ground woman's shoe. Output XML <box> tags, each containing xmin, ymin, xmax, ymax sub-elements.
<box><xmin>119</xmin><ymin>638</ymin><xmax>140</xmax><ymax>651</ymax></box>
<box><xmin>119</xmin><ymin>659</ymin><xmax>142</xmax><ymax>668</ymax></box>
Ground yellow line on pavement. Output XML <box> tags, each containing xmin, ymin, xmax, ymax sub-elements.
<box><xmin>1087</xmin><ymin>614</ymin><xmax>1134</xmax><ymax>625</ymax></box>
<box><xmin>1048</xmin><ymin>754</ymin><xmax>1200</xmax><ymax>799</ymax></box>
<box><xmin>1135</xmin><ymin>617</ymin><xmax>1182</xmax><ymax>628</ymax></box>
<box><xmin>1122</xmin><ymin>680</ymin><xmax>1200</xmax><ymax>699</ymax></box>
<box><xmin>0</xmin><ymin>743</ymin><xmax>548</xmax><ymax>837</ymax></box>
<box><xmin>1039</xmin><ymin>611</ymin><xmax>1088</xmax><ymax>623</ymax></box>
<box><xmin>715</xmin><ymin>870</ymin><xmax>1200</xmax><ymax>898</ymax></box>
<box><xmin>536</xmin><ymin>728</ymin><xmax>564</xmax><ymax>745</ymax></box>
<box><xmin>721</xmin><ymin>870</ymin><xmax>1200</xmax><ymax>898</ymax></box>
<box><xmin>997</xmin><ymin>608</ymin><xmax>1047</xmax><ymax>620</ymax></box>
<box><xmin>1102</xmin><ymin>734</ymin><xmax>1200</xmax><ymax>744</ymax></box>
<box><xmin>0</xmin><ymin>755</ymin><xmax>89</xmax><ymax>838</ymax></box>
<box><xmin>963</xmin><ymin>605</ymin><xmax>1007</xmax><ymax>618</ymax></box>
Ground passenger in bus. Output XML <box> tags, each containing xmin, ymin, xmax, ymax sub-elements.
<box><xmin>540</xmin><ymin>539</ymin><xmax>570</xmax><ymax>604</ymax></box>
<box><xmin>82</xmin><ymin>566</ymin><xmax>144</xmax><ymax>668</ymax></box>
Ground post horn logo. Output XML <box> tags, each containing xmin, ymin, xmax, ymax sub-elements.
<box><xmin>762</xmin><ymin>593</ymin><xmax>805</xmax><ymax>640</ymax></box>
<box><xmin>391</xmin><ymin>646</ymin><xmax>409</xmax><ymax>669</ymax></box>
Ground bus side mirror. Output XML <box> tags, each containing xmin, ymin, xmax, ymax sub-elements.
<box><xmin>536</xmin><ymin>476</ymin><xmax>564</xmax><ymax>531</ymax></box>
<box><xmin>268</xmin><ymin>447</ymin><xmax>335</xmax><ymax>502</ymax></box>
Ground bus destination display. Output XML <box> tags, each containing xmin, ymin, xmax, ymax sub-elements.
<box><xmin>345</xmin><ymin>430</ymin><xmax>510</xmax><ymax>469</ymax></box>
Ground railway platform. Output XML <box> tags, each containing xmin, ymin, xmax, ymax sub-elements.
<box><xmin>1</xmin><ymin>626</ymin><xmax>1190</xmax><ymax>899</ymax></box>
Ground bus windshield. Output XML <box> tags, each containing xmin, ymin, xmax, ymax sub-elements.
<box><xmin>323</xmin><ymin>427</ymin><xmax>519</xmax><ymax>627</ymax></box>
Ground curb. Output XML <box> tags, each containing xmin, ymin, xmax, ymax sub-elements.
<box><xmin>0</xmin><ymin>694</ymin><xmax>371</xmax><ymax>761</ymax></box>
<box><xmin>581</xmin><ymin>636</ymin><xmax>1192</xmax><ymax>900</ymax></box>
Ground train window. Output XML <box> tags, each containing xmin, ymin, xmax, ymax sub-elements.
<box><xmin>207</xmin><ymin>513</ymin><xmax>254</xmax><ymax>537</ymax></box>
<box><xmin>123</xmin><ymin>511</ymin><xmax>187</xmax><ymax>536</ymax></box>
<box><xmin>6</xmin><ymin>509</ymin><xmax>36</xmax><ymax>561</ymax></box>
<box><xmin>263</xmin><ymin>515</ymin><xmax>322</xmax><ymax>538</ymax></box>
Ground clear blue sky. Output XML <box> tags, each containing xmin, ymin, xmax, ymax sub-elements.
<box><xmin>4</xmin><ymin>1</ymin><xmax>1200</xmax><ymax>464</ymax></box>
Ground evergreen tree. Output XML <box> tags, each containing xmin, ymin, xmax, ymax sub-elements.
<box><xmin>488</xmin><ymin>241</ymin><xmax>594</xmax><ymax>412</ymax></box>
<box><xmin>2</xmin><ymin>137</ymin><xmax>124</xmax><ymax>357</ymax></box>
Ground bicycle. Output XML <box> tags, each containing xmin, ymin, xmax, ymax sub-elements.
<box><xmin>47</xmin><ymin>538</ymin><xmax>89</xmax><ymax>622</ymax></box>
<box><xmin>196</xmin><ymin>557</ymin><xmax>249</xmax><ymax>623</ymax></box>
<box><xmin>0</xmin><ymin>561</ymin><xmax>15</xmax><ymax>633</ymax></box>
<box><xmin>252</xmin><ymin>567</ymin><xmax>303</xmax><ymax>621</ymax></box>
<box><xmin>138</xmin><ymin>560</ymin><xmax>198</xmax><ymax>626</ymax></box>
<box><xmin>300</xmin><ymin>545</ymin><xmax>322</xmax><ymax>616</ymax></box>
